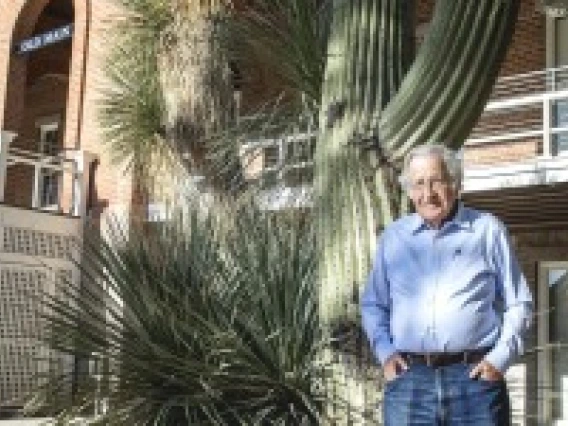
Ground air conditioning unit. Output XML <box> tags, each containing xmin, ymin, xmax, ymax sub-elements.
<box><xmin>539</xmin><ymin>0</ymin><xmax>568</xmax><ymax>17</ymax></box>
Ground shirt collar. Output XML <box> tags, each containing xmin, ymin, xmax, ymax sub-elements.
<box><xmin>410</xmin><ymin>201</ymin><xmax>472</xmax><ymax>234</ymax></box>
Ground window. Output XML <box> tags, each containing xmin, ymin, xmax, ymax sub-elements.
<box><xmin>37</xmin><ymin>118</ymin><xmax>62</xmax><ymax>209</ymax></box>
<box><xmin>538</xmin><ymin>262</ymin><xmax>568</xmax><ymax>424</ymax></box>
<box><xmin>553</xmin><ymin>99</ymin><xmax>568</xmax><ymax>154</ymax></box>
<box><xmin>257</xmin><ymin>132</ymin><xmax>316</xmax><ymax>188</ymax></box>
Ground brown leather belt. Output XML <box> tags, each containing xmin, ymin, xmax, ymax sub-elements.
<box><xmin>400</xmin><ymin>348</ymin><xmax>490</xmax><ymax>368</ymax></box>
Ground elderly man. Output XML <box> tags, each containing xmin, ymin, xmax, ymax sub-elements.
<box><xmin>361</xmin><ymin>145</ymin><xmax>533</xmax><ymax>425</ymax></box>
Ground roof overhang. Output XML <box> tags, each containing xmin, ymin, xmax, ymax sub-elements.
<box><xmin>462</xmin><ymin>182</ymin><xmax>568</xmax><ymax>231</ymax></box>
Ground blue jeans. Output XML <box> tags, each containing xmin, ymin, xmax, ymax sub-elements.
<box><xmin>383</xmin><ymin>363</ymin><xmax>511</xmax><ymax>425</ymax></box>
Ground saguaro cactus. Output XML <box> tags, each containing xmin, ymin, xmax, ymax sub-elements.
<box><xmin>316</xmin><ymin>0</ymin><xmax>519</xmax><ymax>422</ymax></box>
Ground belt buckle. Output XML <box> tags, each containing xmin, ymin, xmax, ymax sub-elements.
<box><xmin>425</xmin><ymin>353</ymin><xmax>433</xmax><ymax>367</ymax></box>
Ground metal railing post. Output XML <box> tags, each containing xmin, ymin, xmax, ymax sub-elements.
<box><xmin>278</xmin><ymin>137</ymin><xmax>285</xmax><ymax>184</ymax></box>
<box><xmin>0</xmin><ymin>131</ymin><xmax>16</xmax><ymax>203</ymax></box>
<box><xmin>543</xmin><ymin>95</ymin><xmax>553</xmax><ymax>157</ymax></box>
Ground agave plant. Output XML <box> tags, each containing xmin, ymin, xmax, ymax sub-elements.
<box><xmin>28</xmin><ymin>201</ymin><xmax>333</xmax><ymax>424</ymax></box>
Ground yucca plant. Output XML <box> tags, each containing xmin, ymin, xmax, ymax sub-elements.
<box><xmin>28</xmin><ymin>202</ymin><xmax>334</xmax><ymax>424</ymax></box>
<box><xmin>99</xmin><ymin>0</ymin><xmax>332</xmax><ymax>199</ymax></box>
<box><xmin>229</xmin><ymin>0</ymin><xmax>331</xmax><ymax>109</ymax></box>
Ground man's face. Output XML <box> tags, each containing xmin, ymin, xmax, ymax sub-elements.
<box><xmin>407</xmin><ymin>155</ymin><xmax>458</xmax><ymax>228</ymax></box>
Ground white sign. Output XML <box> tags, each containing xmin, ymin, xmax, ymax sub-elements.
<box><xmin>16</xmin><ymin>24</ymin><xmax>73</xmax><ymax>55</ymax></box>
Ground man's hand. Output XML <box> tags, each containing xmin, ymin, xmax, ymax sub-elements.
<box><xmin>383</xmin><ymin>353</ymin><xmax>409</xmax><ymax>382</ymax></box>
<box><xmin>469</xmin><ymin>360</ymin><xmax>504</xmax><ymax>382</ymax></box>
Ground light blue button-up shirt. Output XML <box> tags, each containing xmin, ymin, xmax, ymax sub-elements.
<box><xmin>361</xmin><ymin>203</ymin><xmax>533</xmax><ymax>372</ymax></box>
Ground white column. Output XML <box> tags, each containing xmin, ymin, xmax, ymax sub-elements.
<box><xmin>546</xmin><ymin>16</ymin><xmax>557</xmax><ymax>70</ymax></box>
<box><xmin>31</xmin><ymin>164</ymin><xmax>42</xmax><ymax>208</ymax></box>
<box><xmin>71</xmin><ymin>150</ymin><xmax>97</xmax><ymax>217</ymax></box>
<box><xmin>0</xmin><ymin>131</ymin><xmax>16</xmax><ymax>203</ymax></box>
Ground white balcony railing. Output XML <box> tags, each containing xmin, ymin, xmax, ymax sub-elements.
<box><xmin>464</xmin><ymin>66</ymin><xmax>568</xmax><ymax>192</ymax></box>
<box><xmin>467</xmin><ymin>65</ymin><xmax>568</xmax><ymax>154</ymax></box>
<box><xmin>240</xmin><ymin>130</ymin><xmax>316</xmax><ymax>210</ymax></box>
<box><xmin>0</xmin><ymin>131</ymin><xmax>96</xmax><ymax>217</ymax></box>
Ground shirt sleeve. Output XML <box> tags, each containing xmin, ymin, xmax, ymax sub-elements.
<box><xmin>484</xmin><ymin>220</ymin><xmax>534</xmax><ymax>373</ymax></box>
<box><xmin>360</xmin><ymin>235</ymin><xmax>397</xmax><ymax>366</ymax></box>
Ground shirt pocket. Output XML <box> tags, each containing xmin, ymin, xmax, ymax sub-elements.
<box><xmin>444</xmin><ymin>244</ymin><xmax>495</xmax><ymax>295</ymax></box>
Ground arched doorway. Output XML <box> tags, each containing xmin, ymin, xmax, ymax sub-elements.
<box><xmin>2</xmin><ymin>0</ymin><xmax>74</xmax><ymax>210</ymax></box>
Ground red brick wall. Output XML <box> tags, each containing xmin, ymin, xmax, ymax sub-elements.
<box><xmin>0</xmin><ymin>0</ymin><xmax>135</xmax><ymax>220</ymax></box>
<box><xmin>499</xmin><ymin>0</ymin><xmax>546</xmax><ymax>77</ymax></box>
<box><xmin>75</xmin><ymin>0</ymin><xmax>135</xmax><ymax>221</ymax></box>
<box><xmin>464</xmin><ymin>138</ymin><xmax>539</xmax><ymax>166</ymax></box>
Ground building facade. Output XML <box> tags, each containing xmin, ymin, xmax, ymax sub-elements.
<box><xmin>0</xmin><ymin>0</ymin><xmax>134</xmax><ymax>418</ymax></box>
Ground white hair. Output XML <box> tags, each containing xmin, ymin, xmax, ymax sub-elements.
<box><xmin>399</xmin><ymin>145</ymin><xmax>463</xmax><ymax>192</ymax></box>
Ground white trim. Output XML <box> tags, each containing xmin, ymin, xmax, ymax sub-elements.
<box><xmin>0</xmin><ymin>131</ymin><xmax>17</xmax><ymax>203</ymax></box>
<box><xmin>484</xmin><ymin>89</ymin><xmax>568</xmax><ymax>111</ymax></box>
<box><xmin>546</xmin><ymin>15</ymin><xmax>557</xmax><ymax>68</ymax></box>
<box><xmin>463</xmin><ymin>155</ymin><xmax>568</xmax><ymax>192</ymax></box>
<box><xmin>492</xmin><ymin>64</ymin><xmax>568</xmax><ymax>83</ymax></box>
<box><xmin>467</xmin><ymin>129</ymin><xmax>544</xmax><ymax>145</ymax></box>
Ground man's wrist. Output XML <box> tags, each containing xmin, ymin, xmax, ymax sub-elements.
<box><xmin>483</xmin><ymin>347</ymin><xmax>510</xmax><ymax>374</ymax></box>
<box><xmin>377</xmin><ymin>344</ymin><xmax>397</xmax><ymax>366</ymax></box>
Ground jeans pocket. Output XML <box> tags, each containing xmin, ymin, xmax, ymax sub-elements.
<box><xmin>384</xmin><ymin>368</ymin><xmax>410</xmax><ymax>390</ymax></box>
<box><xmin>476</xmin><ymin>376</ymin><xmax>505</xmax><ymax>386</ymax></box>
<box><xmin>466</xmin><ymin>364</ymin><xmax>504</xmax><ymax>385</ymax></box>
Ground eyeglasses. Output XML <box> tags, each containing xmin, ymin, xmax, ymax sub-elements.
<box><xmin>409</xmin><ymin>178</ymin><xmax>451</xmax><ymax>192</ymax></box>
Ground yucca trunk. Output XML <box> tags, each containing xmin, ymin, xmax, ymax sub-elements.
<box><xmin>316</xmin><ymin>0</ymin><xmax>519</xmax><ymax>422</ymax></box>
<box><xmin>154</xmin><ymin>0</ymin><xmax>236</xmax><ymax>201</ymax></box>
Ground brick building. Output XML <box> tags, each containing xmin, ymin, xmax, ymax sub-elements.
<box><xmin>0</xmin><ymin>0</ymin><xmax>567</xmax><ymax>423</ymax></box>
<box><xmin>0</xmin><ymin>0</ymin><xmax>133</xmax><ymax>418</ymax></box>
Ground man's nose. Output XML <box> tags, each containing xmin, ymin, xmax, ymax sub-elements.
<box><xmin>423</xmin><ymin>183</ymin><xmax>435</xmax><ymax>198</ymax></box>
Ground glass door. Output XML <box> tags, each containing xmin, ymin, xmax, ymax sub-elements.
<box><xmin>538</xmin><ymin>262</ymin><xmax>568</xmax><ymax>424</ymax></box>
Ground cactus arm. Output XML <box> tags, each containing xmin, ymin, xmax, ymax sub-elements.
<box><xmin>378</xmin><ymin>0</ymin><xmax>520</xmax><ymax>159</ymax></box>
